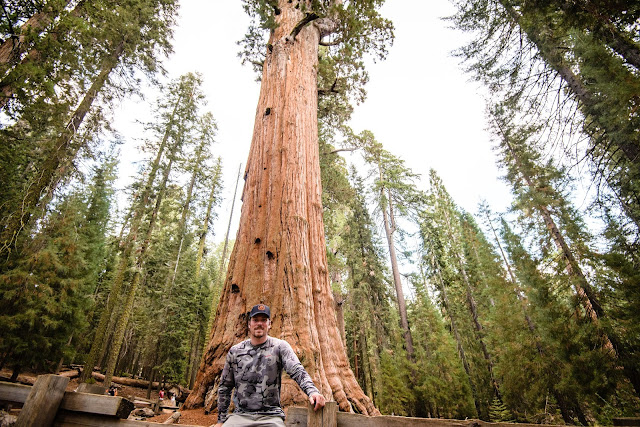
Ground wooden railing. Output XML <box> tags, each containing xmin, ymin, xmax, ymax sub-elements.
<box><xmin>0</xmin><ymin>374</ymin><xmax>199</xmax><ymax>426</ymax></box>
<box><xmin>4</xmin><ymin>376</ymin><xmax>637</xmax><ymax>427</ymax></box>
<box><xmin>285</xmin><ymin>404</ymin><xmax>599</xmax><ymax>427</ymax></box>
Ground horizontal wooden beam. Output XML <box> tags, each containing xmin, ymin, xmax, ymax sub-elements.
<box><xmin>53</xmin><ymin>411</ymin><xmax>202</xmax><ymax>426</ymax></box>
<box><xmin>0</xmin><ymin>382</ymin><xmax>31</xmax><ymax>404</ymax></box>
<box><xmin>61</xmin><ymin>392</ymin><xmax>134</xmax><ymax>418</ymax></box>
<box><xmin>337</xmin><ymin>412</ymin><xmax>475</xmax><ymax>427</ymax></box>
<box><xmin>287</xmin><ymin>406</ymin><xmax>569</xmax><ymax>427</ymax></box>
<box><xmin>0</xmin><ymin>380</ymin><xmax>133</xmax><ymax>418</ymax></box>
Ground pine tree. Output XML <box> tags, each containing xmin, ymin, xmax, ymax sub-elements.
<box><xmin>419</xmin><ymin>217</ymin><xmax>483</xmax><ymax>419</ymax></box>
<box><xmin>489</xmin><ymin>397</ymin><xmax>514</xmax><ymax>423</ymax></box>
<box><xmin>490</xmin><ymin>105</ymin><xmax>640</xmax><ymax>398</ymax></box>
<box><xmin>423</xmin><ymin>170</ymin><xmax>502</xmax><ymax>419</ymax></box>
<box><xmin>358</xmin><ymin>131</ymin><xmax>422</xmax><ymax>362</ymax></box>
<box><xmin>342</xmin><ymin>169</ymin><xmax>396</xmax><ymax>407</ymax></box>
<box><xmin>450</xmin><ymin>0</ymin><xmax>640</xmax><ymax>236</ymax></box>
<box><xmin>0</xmin><ymin>189</ymin><xmax>93</xmax><ymax>376</ymax></box>
<box><xmin>0</xmin><ymin>0</ymin><xmax>178</xmax><ymax>260</ymax></box>
<box><xmin>80</xmin><ymin>73</ymin><xmax>205</xmax><ymax>384</ymax></box>
<box><xmin>499</xmin><ymin>218</ymin><xmax>591</xmax><ymax>424</ymax></box>
<box><xmin>409</xmin><ymin>272</ymin><xmax>476</xmax><ymax>419</ymax></box>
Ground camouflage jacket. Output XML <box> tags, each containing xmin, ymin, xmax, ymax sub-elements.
<box><xmin>217</xmin><ymin>336</ymin><xmax>319</xmax><ymax>423</ymax></box>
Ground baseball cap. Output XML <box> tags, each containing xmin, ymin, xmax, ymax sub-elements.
<box><xmin>249</xmin><ymin>304</ymin><xmax>271</xmax><ymax>318</ymax></box>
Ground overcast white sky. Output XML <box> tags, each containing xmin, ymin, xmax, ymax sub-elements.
<box><xmin>114</xmin><ymin>1</ymin><xmax>514</xmax><ymax>244</ymax></box>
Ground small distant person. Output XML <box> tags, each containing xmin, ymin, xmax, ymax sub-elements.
<box><xmin>108</xmin><ymin>385</ymin><xmax>117</xmax><ymax>396</ymax></box>
<box><xmin>213</xmin><ymin>304</ymin><xmax>325</xmax><ymax>427</ymax></box>
<box><xmin>170</xmin><ymin>393</ymin><xmax>176</xmax><ymax>406</ymax></box>
<box><xmin>159</xmin><ymin>389</ymin><xmax>165</xmax><ymax>401</ymax></box>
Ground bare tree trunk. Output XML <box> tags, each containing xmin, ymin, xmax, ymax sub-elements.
<box><xmin>332</xmin><ymin>289</ymin><xmax>346</xmax><ymax>349</ymax></box>
<box><xmin>380</xmin><ymin>181</ymin><xmax>415</xmax><ymax>361</ymax></box>
<box><xmin>185</xmin><ymin>1</ymin><xmax>377</xmax><ymax>415</ymax></box>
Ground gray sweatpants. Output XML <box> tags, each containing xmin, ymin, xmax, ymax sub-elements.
<box><xmin>222</xmin><ymin>413</ymin><xmax>286</xmax><ymax>426</ymax></box>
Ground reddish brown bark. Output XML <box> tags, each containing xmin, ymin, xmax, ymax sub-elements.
<box><xmin>185</xmin><ymin>1</ymin><xmax>378</xmax><ymax>416</ymax></box>
<box><xmin>0</xmin><ymin>7</ymin><xmax>54</xmax><ymax>66</ymax></box>
<box><xmin>0</xmin><ymin>1</ymin><xmax>80</xmax><ymax>111</ymax></box>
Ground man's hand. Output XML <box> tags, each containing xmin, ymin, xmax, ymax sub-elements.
<box><xmin>309</xmin><ymin>392</ymin><xmax>326</xmax><ymax>411</ymax></box>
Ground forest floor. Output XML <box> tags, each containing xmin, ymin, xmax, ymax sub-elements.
<box><xmin>0</xmin><ymin>369</ymin><xmax>218</xmax><ymax>426</ymax></box>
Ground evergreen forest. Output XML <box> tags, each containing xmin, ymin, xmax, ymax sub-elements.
<box><xmin>0</xmin><ymin>1</ymin><xmax>639</xmax><ymax>425</ymax></box>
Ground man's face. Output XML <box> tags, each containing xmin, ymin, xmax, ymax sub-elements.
<box><xmin>248</xmin><ymin>314</ymin><xmax>271</xmax><ymax>339</ymax></box>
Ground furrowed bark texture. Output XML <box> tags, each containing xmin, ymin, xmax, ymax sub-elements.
<box><xmin>185</xmin><ymin>2</ymin><xmax>378</xmax><ymax>416</ymax></box>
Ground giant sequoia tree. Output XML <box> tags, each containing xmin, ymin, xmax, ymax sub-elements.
<box><xmin>185</xmin><ymin>0</ymin><xmax>392</xmax><ymax>414</ymax></box>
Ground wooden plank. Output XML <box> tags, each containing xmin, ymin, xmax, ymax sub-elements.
<box><xmin>307</xmin><ymin>401</ymin><xmax>337</xmax><ymax>427</ymax></box>
<box><xmin>323</xmin><ymin>402</ymin><xmax>337</xmax><ymax>427</ymax></box>
<box><xmin>61</xmin><ymin>392</ymin><xmax>135</xmax><ymax>418</ymax></box>
<box><xmin>0</xmin><ymin>380</ymin><xmax>134</xmax><ymax>418</ymax></box>
<box><xmin>285</xmin><ymin>406</ymin><xmax>307</xmax><ymax>426</ymax></box>
<box><xmin>16</xmin><ymin>374</ymin><xmax>69</xmax><ymax>427</ymax></box>
<box><xmin>0</xmin><ymin>381</ymin><xmax>31</xmax><ymax>404</ymax></box>
<box><xmin>54</xmin><ymin>411</ymin><xmax>202</xmax><ymax>426</ymax></box>
<box><xmin>337</xmin><ymin>413</ymin><xmax>483</xmax><ymax>427</ymax></box>
<box><xmin>307</xmin><ymin>402</ymin><xmax>321</xmax><ymax>427</ymax></box>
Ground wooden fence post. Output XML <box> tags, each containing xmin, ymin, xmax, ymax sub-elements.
<box><xmin>307</xmin><ymin>401</ymin><xmax>337</xmax><ymax>427</ymax></box>
<box><xmin>15</xmin><ymin>374</ymin><xmax>69</xmax><ymax>427</ymax></box>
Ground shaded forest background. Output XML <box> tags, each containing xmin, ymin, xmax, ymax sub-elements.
<box><xmin>0</xmin><ymin>0</ymin><xmax>639</xmax><ymax>425</ymax></box>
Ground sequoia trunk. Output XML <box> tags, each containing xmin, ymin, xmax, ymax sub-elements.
<box><xmin>185</xmin><ymin>1</ymin><xmax>378</xmax><ymax>416</ymax></box>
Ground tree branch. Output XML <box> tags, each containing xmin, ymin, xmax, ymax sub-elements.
<box><xmin>327</xmin><ymin>147</ymin><xmax>358</xmax><ymax>155</ymax></box>
<box><xmin>319</xmin><ymin>37</ymin><xmax>343</xmax><ymax>46</ymax></box>
<box><xmin>318</xmin><ymin>79</ymin><xmax>340</xmax><ymax>96</ymax></box>
<box><xmin>290</xmin><ymin>13</ymin><xmax>319</xmax><ymax>40</ymax></box>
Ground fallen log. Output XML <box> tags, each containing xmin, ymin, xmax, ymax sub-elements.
<box><xmin>88</xmin><ymin>373</ymin><xmax>191</xmax><ymax>400</ymax></box>
<box><xmin>90</xmin><ymin>372</ymin><xmax>160</xmax><ymax>389</ymax></box>
<box><xmin>0</xmin><ymin>375</ymin><xmax>35</xmax><ymax>386</ymax></box>
<box><xmin>59</xmin><ymin>369</ymin><xmax>80</xmax><ymax>379</ymax></box>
